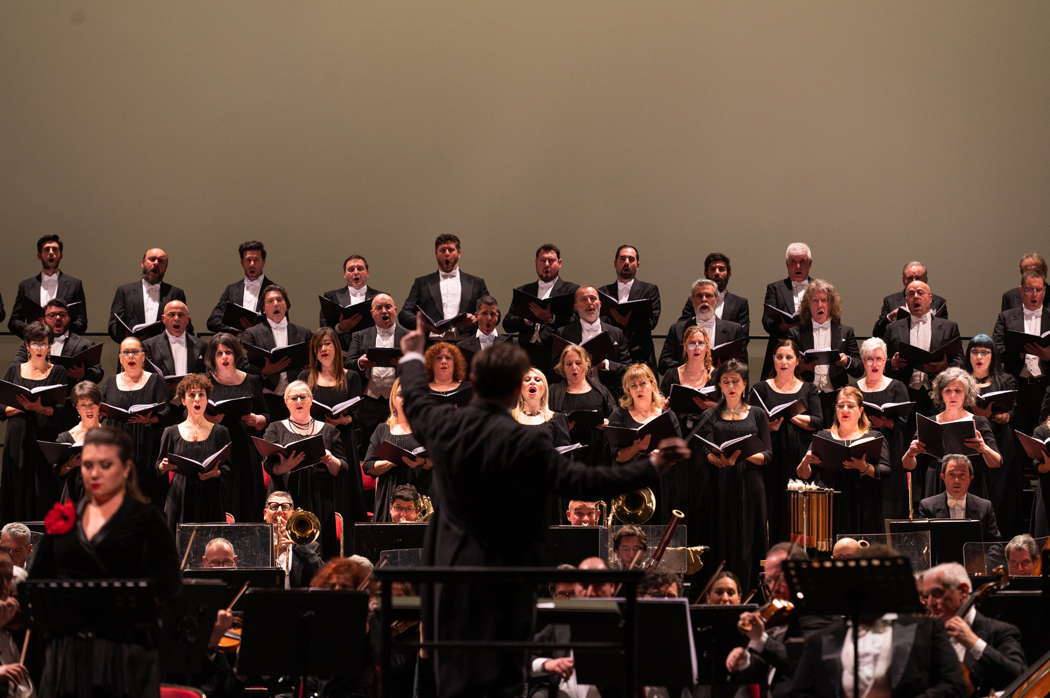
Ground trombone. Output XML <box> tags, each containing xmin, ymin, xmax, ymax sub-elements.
<box><xmin>274</xmin><ymin>508</ymin><xmax>321</xmax><ymax>560</ymax></box>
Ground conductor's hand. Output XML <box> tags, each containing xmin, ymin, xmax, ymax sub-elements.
<box><xmin>542</xmin><ymin>657</ymin><xmax>575</xmax><ymax>681</ymax></box>
<box><xmin>400</xmin><ymin>316</ymin><xmax>427</xmax><ymax>355</ymax></box>
<box><xmin>651</xmin><ymin>437</ymin><xmax>690</xmax><ymax>473</ymax></box>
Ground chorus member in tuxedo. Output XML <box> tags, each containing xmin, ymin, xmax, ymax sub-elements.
<box><xmin>677</xmin><ymin>252</ymin><xmax>751</xmax><ymax>333</ymax></box>
<box><xmin>298</xmin><ymin>327</ymin><xmax>367</xmax><ymax>525</ymax></box>
<box><xmin>1</xmin><ymin>321</ymin><xmax>70</xmax><ymax>522</ymax></box>
<box><xmin>1031</xmin><ymin>414</ymin><xmax>1050</xmax><ymax>537</ymax></box>
<box><xmin>204</xmin><ymin>332</ymin><xmax>268</xmax><ymax>522</ymax></box>
<box><xmin>751</xmin><ymin>339</ymin><xmax>822</xmax><ymax>543</ymax></box>
<box><xmin>346</xmin><ymin>293</ymin><xmax>407</xmax><ymax>459</ymax></box>
<box><xmin>598</xmin><ymin>244</ymin><xmax>661</xmax><ymax>367</ymax></box>
<box><xmin>920</xmin><ymin>562</ymin><xmax>1024</xmax><ymax>696</ymax></box>
<box><xmin>903</xmin><ymin>368</ymin><xmax>1001</xmax><ymax>500</ymax></box>
<box><xmin>659</xmin><ymin>278</ymin><xmax>747</xmax><ymax>374</ymax></box>
<box><xmin>363</xmin><ymin>378</ymin><xmax>431</xmax><ymax>523</ymax></box>
<box><xmin>965</xmin><ymin>334</ymin><xmax>1022</xmax><ymax>538</ymax></box>
<box><xmin>53</xmin><ymin>381</ymin><xmax>104</xmax><ymax>505</ymax></box>
<box><xmin>549</xmin><ymin>344</ymin><xmax>615</xmax><ymax>465</ymax></box>
<box><xmin>425</xmin><ymin>342</ymin><xmax>471</xmax><ymax>400</ymax></box>
<box><xmin>143</xmin><ymin>300</ymin><xmax>206</xmax><ymax>379</ymax></box>
<box><xmin>262</xmin><ymin>381</ymin><xmax>348</xmax><ymax>558</ymax></box>
<box><xmin>695</xmin><ymin>360</ymin><xmax>771</xmax><ymax>588</ymax></box>
<box><xmin>993</xmin><ymin>271</ymin><xmax>1050</xmax><ymax>435</ymax></box>
<box><xmin>30</xmin><ymin>427</ymin><xmax>181</xmax><ymax>698</ymax></box>
<box><xmin>456</xmin><ymin>295</ymin><xmax>514</xmax><ymax>366</ymax></box>
<box><xmin>885</xmin><ymin>280</ymin><xmax>964</xmax><ymax>420</ymax></box>
<box><xmin>556</xmin><ymin>285</ymin><xmax>630</xmax><ymax>397</ymax></box>
<box><xmin>99</xmin><ymin>336</ymin><xmax>171</xmax><ymax>507</ymax></box>
<box><xmin>240</xmin><ymin>284</ymin><xmax>312</xmax><ymax>421</ymax></box>
<box><xmin>156</xmin><ymin>375</ymin><xmax>232</xmax><ymax>529</ymax></box>
<box><xmin>12</xmin><ymin>298</ymin><xmax>103</xmax><ymax>387</ymax></box>
<box><xmin>918</xmin><ymin>455</ymin><xmax>1003</xmax><ymax>546</ymax></box>
<box><xmin>857</xmin><ymin>337</ymin><xmax>913</xmax><ymax>520</ymax></box>
<box><xmin>760</xmin><ymin>242</ymin><xmax>813</xmax><ymax>379</ymax></box>
<box><xmin>789</xmin><ymin>279</ymin><xmax>862</xmax><ymax>424</ymax></box>
<box><xmin>1001</xmin><ymin>251</ymin><xmax>1046</xmax><ymax>311</ymax></box>
<box><xmin>320</xmin><ymin>254</ymin><xmax>385</xmax><ymax>343</ymax></box>
<box><xmin>872</xmin><ymin>260</ymin><xmax>950</xmax><ymax>339</ymax></box>
<box><xmin>107</xmin><ymin>247</ymin><xmax>191</xmax><ymax>342</ymax></box>
<box><xmin>797</xmin><ymin>386</ymin><xmax>890</xmax><ymax>534</ymax></box>
<box><xmin>263</xmin><ymin>490</ymin><xmax>323</xmax><ymax>588</ymax></box>
<box><xmin>514</xmin><ymin>368</ymin><xmax>573</xmax><ymax>524</ymax></box>
<box><xmin>398</xmin><ymin>233</ymin><xmax>488</xmax><ymax>338</ymax></box>
<box><xmin>206</xmin><ymin>240</ymin><xmax>278</xmax><ymax>332</ymax></box>
<box><xmin>8</xmin><ymin>234</ymin><xmax>88</xmax><ymax>337</ymax></box>
<box><xmin>503</xmin><ymin>243</ymin><xmax>580</xmax><ymax>377</ymax></box>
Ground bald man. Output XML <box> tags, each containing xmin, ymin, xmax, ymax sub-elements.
<box><xmin>201</xmin><ymin>538</ymin><xmax>239</xmax><ymax>568</ymax></box>
<box><xmin>108</xmin><ymin>247</ymin><xmax>192</xmax><ymax>342</ymax></box>
<box><xmin>142</xmin><ymin>300</ymin><xmax>206</xmax><ymax>377</ymax></box>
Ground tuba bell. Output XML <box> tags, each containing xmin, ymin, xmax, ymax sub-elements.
<box><xmin>417</xmin><ymin>494</ymin><xmax>434</xmax><ymax>522</ymax></box>
<box><xmin>286</xmin><ymin>508</ymin><xmax>321</xmax><ymax>545</ymax></box>
<box><xmin>608</xmin><ymin>487</ymin><xmax>656</xmax><ymax>525</ymax></box>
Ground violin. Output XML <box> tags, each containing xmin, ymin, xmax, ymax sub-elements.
<box><xmin>217</xmin><ymin>616</ymin><xmax>242</xmax><ymax>653</ymax></box>
<box><xmin>737</xmin><ymin>598</ymin><xmax>795</xmax><ymax>633</ymax></box>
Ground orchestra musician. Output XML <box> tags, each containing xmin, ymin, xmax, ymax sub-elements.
<box><xmin>1004</xmin><ymin>534</ymin><xmax>1038</xmax><ymax>576</ymax></box>
<box><xmin>53</xmin><ymin>380</ymin><xmax>105</xmax><ymax>504</ymax></box>
<box><xmin>107</xmin><ymin>247</ymin><xmax>192</xmax><ymax>343</ymax></box>
<box><xmin>12</xmin><ymin>298</ymin><xmax>103</xmax><ymax>387</ymax></box>
<box><xmin>917</xmin><ymin>454</ymin><xmax>1002</xmax><ymax>546</ymax></box>
<box><xmin>263</xmin><ymin>491</ymin><xmax>323</xmax><ymax>589</ymax></box>
<box><xmin>703</xmin><ymin>570</ymin><xmax>742</xmax><ymax>605</ymax></box>
<box><xmin>0</xmin><ymin>524</ymin><xmax>32</xmax><ymax>580</ymax></box>
<box><xmin>398</xmin><ymin>233</ymin><xmax>488</xmax><ymax>338</ymax></box>
<box><xmin>871</xmin><ymin>260</ymin><xmax>950</xmax><ymax>340</ymax></box>
<box><xmin>205</xmin><ymin>240</ymin><xmax>277</xmax><ymax>333</ymax></box>
<box><xmin>611</xmin><ymin>524</ymin><xmax>648</xmax><ymax>568</ymax></box>
<box><xmin>564</xmin><ymin>500</ymin><xmax>599</xmax><ymax>526</ymax></box>
<box><xmin>0</xmin><ymin>549</ymin><xmax>31</xmax><ymax>697</ymax></box>
<box><xmin>676</xmin><ymin>252</ymin><xmax>750</xmax><ymax>334</ymax></box>
<box><xmin>363</xmin><ymin>377</ymin><xmax>432</xmax><ymax>523</ymax></box>
<box><xmin>9</xmin><ymin>233</ymin><xmax>88</xmax><ymax>338</ymax></box>
<box><xmin>319</xmin><ymin>254</ymin><xmax>385</xmax><ymax>340</ymax></box>
<box><xmin>200</xmin><ymin>538</ymin><xmax>238</xmax><ymax>568</ymax></box>
<box><xmin>240</xmin><ymin>284</ymin><xmax>312</xmax><ymax>421</ymax></box>
<box><xmin>388</xmin><ymin>484</ymin><xmax>423</xmax><ymax>523</ymax></box>
<box><xmin>598</xmin><ymin>244</ymin><xmax>662</xmax><ymax>368</ymax></box>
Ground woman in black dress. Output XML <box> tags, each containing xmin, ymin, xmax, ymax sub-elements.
<box><xmin>263</xmin><ymin>380</ymin><xmax>349</xmax><ymax>557</ymax></box>
<box><xmin>31</xmin><ymin>426</ymin><xmax>181</xmax><ymax>698</ymax></box>
<box><xmin>549</xmin><ymin>344</ymin><xmax>615</xmax><ymax>465</ymax></box>
<box><xmin>99</xmin><ymin>336</ymin><xmax>170</xmax><ymax>507</ymax></box>
<box><xmin>512</xmin><ymin>368</ymin><xmax>572</xmax><ymax>524</ymax></box>
<box><xmin>1</xmin><ymin>321</ymin><xmax>70</xmax><ymax>522</ymax></box>
<box><xmin>856</xmin><ymin>336</ymin><xmax>913</xmax><ymax>520</ymax></box>
<box><xmin>796</xmin><ymin>386</ymin><xmax>891</xmax><ymax>534</ymax></box>
<box><xmin>902</xmin><ymin>367</ymin><xmax>1001</xmax><ymax>499</ymax></box>
<box><xmin>364</xmin><ymin>378</ymin><xmax>433</xmax><ymax>522</ymax></box>
<box><xmin>53</xmin><ymin>380</ymin><xmax>104</xmax><ymax>505</ymax></box>
<box><xmin>424</xmin><ymin>341</ymin><xmax>472</xmax><ymax>403</ymax></box>
<box><xmin>696</xmin><ymin>360</ymin><xmax>771</xmax><ymax>591</ymax></box>
<box><xmin>750</xmin><ymin>339</ymin><xmax>822</xmax><ymax>544</ymax></box>
<box><xmin>965</xmin><ymin>333</ymin><xmax>1022</xmax><ymax>538</ymax></box>
<box><xmin>205</xmin><ymin>332</ymin><xmax>269</xmax><ymax>522</ymax></box>
<box><xmin>157</xmin><ymin>374</ymin><xmax>232</xmax><ymax>530</ymax></box>
<box><xmin>300</xmin><ymin>327</ymin><xmax>367</xmax><ymax>526</ymax></box>
<box><xmin>1031</xmin><ymin>415</ymin><xmax>1050</xmax><ymax>537</ymax></box>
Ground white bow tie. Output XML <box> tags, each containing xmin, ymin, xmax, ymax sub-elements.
<box><xmin>813</xmin><ymin>321</ymin><xmax>831</xmax><ymax>331</ymax></box>
<box><xmin>947</xmin><ymin>496</ymin><xmax>965</xmax><ymax>509</ymax></box>
<box><xmin>440</xmin><ymin>271</ymin><xmax>457</xmax><ymax>280</ymax></box>
<box><xmin>1023</xmin><ymin>308</ymin><xmax>1042</xmax><ymax>319</ymax></box>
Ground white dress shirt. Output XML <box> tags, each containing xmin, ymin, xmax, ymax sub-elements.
<box><xmin>791</xmin><ymin>279</ymin><xmax>810</xmax><ymax>313</ymax></box>
<box><xmin>947</xmin><ymin>493</ymin><xmax>967</xmax><ymax>520</ymax></box>
<box><xmin>841</xmin><ymin>614</ymin><xmax>896</xmax><ymax>698</ymax></box>
<box><xmin>714</xmin><ymin>290</ymin><xmax>726</xmax><ymax>319</ymax></box>
<box><xmin>40</xmin><ymin>270</ymin><xmax>60</xmax><ymax>308</ymax></box>
<box><xmin>580</xmin><ymin>317</ymin><xmax>603</xmax><ymax>345</ymax></box>
<box><xmin>537</xmin><ymin>277</ymin><xmax>558</xmax><ymax>301</ymax></box>
<box><xmin>141</xmin><ymin>279</ymin><xmax>161</xmax><ymax>323</ymax></box>
<box><xmin>439</xmin><ymin>268</ymin><xmax>462</xmax><ymax>320</ymax></box>
<box><xmin>1022</xmin><ymin>306</ymin><xmax>1043</xmax><ymax>378</ymax></box>
<box><xmin>51</xmin><ymin>331</ymin><xmax>69</xmax><ymax>357</ymax></box>
<box><xmin>347</xmin><ymin>284</ymin><xmax>369</xmax><ymax>305</ymax></box>
<box><xmin>267</xmin><ymin>317</ymin><xmax>290</xmax><ymax>395</ymax></box>
<box><xmin>367</xmin><ymin>327</ymin><xmax>397</xmax><ymax>399</ymax></box>
<box><xmin>477</xmin><ymin>328</ymin><xmax>498</xmax><ymax>350</ymax></box>
<box><xmin>242</xmin><ymin>276</ymin><xmax>264</xmax><ymax>310</ymax></box>
<box><xmin>812</xmin><ymin>320</ymin><xmax>833</xmax><ymax>392</ymax></box>
<box><xmin>694</xmin><ymin>316</ymin><xmax>717</xmax><ymax>345</ymax></box>
<box><xmin>166</xmin><ymin>331</ymin><xmax>189</xmax><ymax>376</ymax></box>
<box><xmin>908</xmin><ymin>312</ymin><xmax>933</xmax><ymax>390</ymax></box>
<box><xmin>949</xmin><ymin>606</ymin><xmax>987</xmax><ymax>661</ymax></box>
<box><xmin>616</xmin><ymin>279</ymin><xmax>634</xmax><ymax>304</ymax></box>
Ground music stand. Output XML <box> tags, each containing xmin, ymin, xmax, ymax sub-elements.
<box><xmin>544</xmin><ymin>526</ymin><xmax>601</xmax><ymax>566</ymax></box>
<box><xmin>183</xmin><ymin>567</ymin><xmax>286</xmax><ymax>588</ymax></box>
<box><xmin>237</xmin><ymin>589</ymin><xmax>369</xmax><ymax>689</ymax></box>
<box><xmin>690</xmin><ymin>604</ymin><xmax>759</xmax><ymax>685</ymax></box>
<box><xmin>886</xmin><ymin>518</ymin><xmax>981</xmax><ymax>565</ymax></box>
<box><xmin>783</xmin><ymin>557</ymin><xmax>925</xmax><ymax>698</ymax></box>
<box><xmin>20</xmin><ymin>579</ymin><xmax>159</xmax><ymax>639</ymax></box>
<box><xmin>353</xmin><ymin>523</ymin><xmax>426</xmax><ymax>563</ymax></box>
<box><xmin>159</xmin><ymin>579</ymin><xmax>229</xmax><ymax>679</ymax></box>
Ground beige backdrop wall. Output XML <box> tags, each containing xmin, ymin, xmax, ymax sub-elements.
<box><xmin>2</xmin><ymin>1</ymin><xmax>1048</xmax><ymax>371</ymax></box>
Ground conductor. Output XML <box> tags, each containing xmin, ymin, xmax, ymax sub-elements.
<box><xmin>397</xmin><ymin>314</ymin><xmax>689</xmax><ymax>697</ymax></box>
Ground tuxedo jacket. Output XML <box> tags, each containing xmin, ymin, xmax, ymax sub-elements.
<box><xmin>992</xmin><ymin>306</ymin><xmax>1050</xmax><ymax>378</ymax></box>
<box><xmin>345</xmin><ymin>325</ymin><xmax>409</xmax><ymax>380</ymax></box>
<box><xmin>398</xmin><ymin>270</ymin><xmax>489</xmax><ymax>331</ymax></box>
<box><xmin>1001</xmin><ymin>287</ymin><xmax>1021</xmax><ymax>312</ymax></box>
<box><xmin>785</xmin><ymin>615</ymin><xmax>967</xmax><ymax>698</ymax></box>
<box><xmin>735</xmin><ymin>614</ymin><xmax>834</xmax><ymax>693</ymax></box>
<box><xmin>677</xmin><ymin>290</ymin><xmax>750</xmax><ymax>335</ymax></box>
<box><xmin>883</xmin><ymin>315</ymin><xmax>963</xmax><ymax>383</ymax></box>
<box><xmin>788</xmin><ymin>321</ymin><xmax>863</xmax><ymax>388</ymax></box>
<box><xmin>456</xmin><ymin>332</ymin><xmax>516</xmax><ymax>367</ymax></box>
<box><xmin>289</xmin><ymin>542</ymin><xmax>324</xmax><ymax>588</ymax></box>
<box><xmin>239</xmin><ymin>320</ymin><xmax>313</xmax><ymax>390</ymax></box>
<box><xmin>142</xmin><ymin>332</ymin><xmax>206</xmax><ymax>377</ymax></box>
<box><xmin>8</xmin><ymin>271</ymin><xmax>88</xmax><ymax>337</ymax></box>
<box><xmin>963</xmin><ymin>611</ymin><xmax>1026</xmax><ymax>695</ymax></box>
<box><xmin>318</xmin><ymin>285</ymin><xmax>385</xmax><ymax>330</ymax></box>
<box><xmin>12</xmin><ymin>332</ymin><xmax>104</xmax><ymax>385</ymax></box>
<box><xmin>205</xmin><ymin>275</ymin><xmax>277</xmax><ymax>332</ymax></box>
<box><xmin>503</xmin><ymin>278</ymin><xmax>581</xmax><ymax>338</ymax></box>
<box><xmin>657</xmin><ymin>317</ymin><xmax>746</xmax><ymax>374</ymax></box>
<box><xmin>873</xmin><ymin>290</ymin><xmax>949</xmax><ymax>339</ymax></box>
<box><xmin>107</xmin><ymin>280</ymin><xmax>190</xmax><ymax>342</ymax></box>
<box><xmin>917</xmin><ymin>491</ymin><xmax>1002</xmax><ymax>543</ymax></box>
<box><xmin>762</xmin><ymin>278</ymin><xmax>803</xmax><ymax>336</ymax></box>
<box><xmin>556</xmin><ymin>321</ymin><xmax>630</xmax><ymax>395</ymax></box>
<box><xmin>598</xmin><ymin>279</ymin><xmax>661</xmax><ymax>364</ymax></box>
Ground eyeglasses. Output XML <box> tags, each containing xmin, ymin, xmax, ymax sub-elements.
<box><xmin>287</xmin><ymin>395</ymin><xmax>310</xmax><ymax>402</ymax></box>
<box><xmin>686</xmin><ymin>342</ymin><xmax>708</xmax><ymax>349</ymax></box>
<box><xmin>969</xmin><ymin>349</ymin><xmax>992</xmax><ymax>357</ymax></box>
<box><xmin>265</xmin><ymin>502</ymin><xmax>293</xmax><ymax>512</ymax></box>
<box><xmin>120</xmin><ymin>349</ymin><xmax>143</xmax><ymax>356</ymax></box>
<box><xmin>28</xmin><ymin>342</ymin><xmax>50</xmax><ymax>351</ymax></box>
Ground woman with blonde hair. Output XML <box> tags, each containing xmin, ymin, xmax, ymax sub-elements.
<box><xmin>514</xmin><ymin>366</ymin><xmax>573</xmax><ymax>523</ymax></box>
<box><xmin>363</xmin><ymin>378</ymin><xmax>432</xmax><ymax>522</ymax></box>
<box><xmin>549</xmin><ymin>345</ymin><xmax>614</xmax><ymax>463</ymax></box>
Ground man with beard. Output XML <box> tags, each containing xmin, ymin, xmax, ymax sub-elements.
<box><xmin>658</xmin><ymin>278</ymin><xmax>747</xmax><ymax>374</ymax></box>
<box><xmin>320</xmin><ymin>254</ymin><xmax>386</xmax><ymax>347</ymax></box>
<box><xmin>9</xmin><ymin>234</ymin><xmax>89</xmax><ymax>337</ymax></box>
<box><xmin>598</xmin><ymin>244</ymin><xmax>662</xmax><ymax>368</ymax></box>
<box><xmin>676</xmin><ymin>252</ymin><xmax>749</xmax><ymax>334</ymax></box>
<box><xmin>872</xmin><ymin>260</ymin><xmax>950</xmax><ymax>340</ymax></box>
<box><xmin>399</xmin><ymin>234</ymin><xmax>489</xmax><ymax>339</ymax></box>
<box><xmin>108</xmin><ymin>247</ymin><xmax>192</xmax><ymax>342</ymax></box>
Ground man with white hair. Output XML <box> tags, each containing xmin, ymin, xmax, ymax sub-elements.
<box><xmin>658</xmin><ymin>278</ymin><xmax>747</xmax><ymax>373</ymax></box>
<box><xmin>920</xmin><ymin>561</ymin><xmax>1025</xmax><ymax>695</ymax></box>
<box><xmin>760</xmin><ymin>242</ymin><xmax>813</xmax><ymax>378</ymax></box>
<box><xmin>1004</xmin><ymin>533</ymin><xmax>1038</xmax><ymax>576</ymax></box>
<box><xmin>0</xmin><ymin>524</ymin><xmax>33</xmax><ymax>580</ymax></box>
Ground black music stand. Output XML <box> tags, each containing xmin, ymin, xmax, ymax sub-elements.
<box><xmin>160</xmin><ymin>579</ymin><xmax>229</xmax><ymax>679</ymax></box>
<box><xmin>691</xmin><ymin>603</ymin><xmax>759</xmax><ymax>685</ymax></box>
<box><xmin>353</xmin><ymin>522</ymin><xmax>426</xmax><ymax>563</ymax></box>
<box><xmin>544</xmin><ymin>526</ymin><xmax>601</xmax><ymax>566</ymax></box>
<box><xmin>183</xmin><ymin>567</ymin><xmax>286</xmax><ymax>588</ymax></box>
<box><xmin>20</xmin><ymin>579</ymin><xmax>159</xmax><ymax>639</ymax></box>
<box><xmin>886</xmin><ymin>518</ymin><xmax>981</xmax><ymax>565</ymax></box>
<box><xmin>237</xmin><ymin>589</ymin><xmax>369</xmax><ymax>690</ymax></box>
<box><xmin>783</xmin><ymin>557</ymin><xmax>925</xmax><ymax>698</ymax></box>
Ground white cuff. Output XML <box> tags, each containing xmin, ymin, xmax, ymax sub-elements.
<box><xmin>399</xmin><ymin>352</ymin><xmax>425</xmax><ymax>364</ymax></box>
<box><xmin>748</xmin><ymin>632</ymin><xmax>768</xmax><ymax>653</ymax></box>
<box><xmin>532</xmin><ymin>657</ymin><xmax>551</xmax><ymax>674</ymax></box>
<box><xmin>969</xmin><ymin>638</ymin><xmax>987</xmax><ymax>660</ymax></box>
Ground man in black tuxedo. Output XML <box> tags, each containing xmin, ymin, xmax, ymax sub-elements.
<box><xmin>761</xmin><ymin>242</ymin><xmax>813</xmax><ymax>379</ymax></box>
<box><xmin>598</xmin><ymin>244</ymin><xmax>661</xmax><ymax>369</ymax></box>
<box><xmin>397</xmin><ymin>324</ymin><xmax>689</xmax><ymax>697</ymax></box>
<box><xmin>264</xmin><ymin>491</ymin><xmax>323</xmax><ymax>588</ymax></box>
<box><xmin>919</xmin><ymin>562</ymin><xmax>1025</xmax><ymax>696</ymax></box>
<box><xmin>9</xmin><ymin>234</ymin><xmax>89</xmax><ymax>338</ymax></box>
<box><xmin>107</xmin><ymin>247</ymin><xmax>191</xmax><ymax>342</ymax></box>
<box><xmin>557</xmin><ymin>286</ymin><xmax>630</xmax><ymax>397</ymax></box>
<box><xmin>399</xmin><ymin>234</ymin><xmax>488</xmax><ymax>338</ymax></box>
<box><xmin>676</xmin><ymin>252</ymin><xmax>750</xmax><ymax>334</ymax></box>
<box><xmin>503</xmin><ymin>244</ymin><xmax>580</xmax><ymax>378</ymax></box>
<box><xmin>12</xmin><ymin>298</ymin><xmax>103</xmax><ymax>385</ymax></box>
<box><xmin>658</xmin><ymin>278</ymin><xmax>746</xmax><ymax>374</ymax></box>
<box><xmin>457</xmin><ymin>295</ymin><xmax>514</xmax><ymax>367</ymax></box>
<box><xmin>1001</xmin><ymin>252</ymin><xmax>1045</xmax><ymax>311</ymax></box>
<box><xmin>993</xmin><ymin>271</ymin><xmax>1050</xmax><ymax>432</ymax></box>
<box><xmin>143</xmin><ymin>300</ymin><xmax>206</xmax><ymax>377</ymax></box>
<box><xmin>918</xmin><ymin>454</ymin><xmax>1002</xmax><ymax>544</ymax></box>
<box><xmin>319</xmin><ymin>253</ymin><xmax>386</xmax><ymax>345</ymax></box>
<box><xmin>206</xmin><ymin>240</ymin><xmax>277</xmax><ymax>333</ymax></box>
<box><xmin>346</xmin><ymin>293</ymin><xmax>408</xmax><ymax>457</ymax></box>
<box><xmin>240</xmin><ymin>284</ymin><xmax>313</xmax><ymax>419</ymax></box>
<box><xmin>872</xmin><ymin>260</ymin><xmax>950</xmax><ymax>339</ymax></box>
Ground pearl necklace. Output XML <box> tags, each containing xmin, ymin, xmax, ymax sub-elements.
<box><xmin>288</xmin><ymin>417</ymin><xmax>315</xmax><ymax>435</ymax></box>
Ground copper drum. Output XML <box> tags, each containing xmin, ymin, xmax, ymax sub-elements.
<box><xmin>788</xmin><ymin>488</ymin><xmax>835</xmax><ymax>552</ymax></box>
